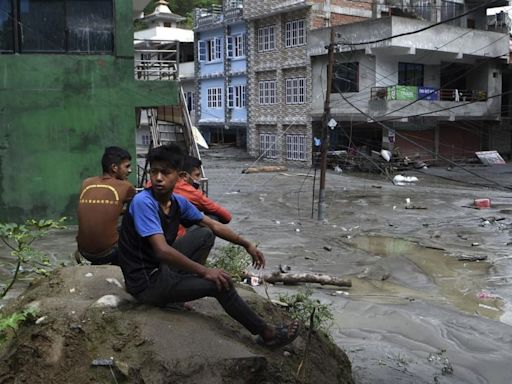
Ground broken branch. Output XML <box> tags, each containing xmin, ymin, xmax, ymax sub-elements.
<box><xmin>247</xmin><ymin>271</ymin><xmax>352</xmax><ymax>287</ymax></box>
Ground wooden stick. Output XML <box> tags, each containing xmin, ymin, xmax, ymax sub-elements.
<box><xmin>248</xmin><ymin>271</ymin><xmax>352</xmax><ymax>287</ymax></box>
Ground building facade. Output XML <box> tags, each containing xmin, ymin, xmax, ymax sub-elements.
<box><xmin>0</xmin><ymin>0</ymin><xmax>180</xmax><ymax>220</ymax></box>
<box><xmin>309</xmin><ymin>0</ymin><xmax>510</xmax><ymax>162</ymax></box>
<box><xmin>244</xmin><ymin>0</ymin><xmax>373</xmax><ymax>165</ymax></box>
<box><xmin>194</xmin><ymin>0</ymin><xmax>247</xmax><ymax>147</ymax></box>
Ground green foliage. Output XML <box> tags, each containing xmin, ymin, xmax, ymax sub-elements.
<box><xmin>278</xmin><ymin>287</ymin><xmax>334</xmax><ymax>333</ymax></box>
<box><xmin>207</xmin><ymin>244</ymin><xmax>251</xmax><ymax>280</ymax></box>
<box><xmin>0</xmin><ymin>217</ymin><xmax>66</xmax><ymax>298</ymax></box>
<box><xmin>0</xmin><ymin>307</ymin><xmax>39</xmax><ymax>345</ymax></box>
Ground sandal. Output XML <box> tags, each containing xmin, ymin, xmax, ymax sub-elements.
<box><xmin>256</xmin><ymin>320</ymin><xmax>300</xmax><ymax>349</ymax></box>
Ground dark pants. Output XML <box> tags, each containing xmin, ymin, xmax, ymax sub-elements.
<box><xmin>79</xmin><ymin>246</ymin><xmax>119</xmax><ymax>266</ymax></box>
<box><xmin>172</xmin><ymin>225</ymin><xmax>215</xmax><ymax>265</ymax></box>
<box><xmin>135</xmin><ymin>226</ymin><xmax>266</xmax><ymax>335</ymax></box>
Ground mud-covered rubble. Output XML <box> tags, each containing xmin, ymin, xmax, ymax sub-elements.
<box><xmin>0</xmin><ymin>266</ymin><xmax>353</xmax><ymax>384</ymax></box>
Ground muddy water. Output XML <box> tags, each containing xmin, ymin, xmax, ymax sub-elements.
<box><xmin>347</xmin><ymin>236</ymin><xmax>506</xmax><ymax>322</ymax></box>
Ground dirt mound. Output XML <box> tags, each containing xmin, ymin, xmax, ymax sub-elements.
<box><xmin>0</xmin><ymin>266</ymin><xmax>353</xmax><ymax>383</ymax></box>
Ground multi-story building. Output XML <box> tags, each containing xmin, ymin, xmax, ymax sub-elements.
<box><xmin>134</xmin><ymin>0</ymin><xmax>195</xmax><ymax>161</ymax></box>
<box><xmin>0</xmin><ymin>0</ymin><xmax>180</xmax><ymax>220</ymax></box>
<box><xmin>194</xmin><ymin>0</ymin><xmax>247</xmax><ymax>147</ymax></box>
<box><xmin>308</xmin><ymin>0</ymin><xmax>511</xmax><ymax>162</ymax></box>
<box><xmin>244</xmin><ymin>0</ymin><xmax>373</xmax><ymax>164</ymax></box>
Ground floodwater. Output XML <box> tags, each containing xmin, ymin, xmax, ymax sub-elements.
<box><xmin>2</xmin><ymin>147</ymin><xmax>512</xmax><ymax>383</ymax></box>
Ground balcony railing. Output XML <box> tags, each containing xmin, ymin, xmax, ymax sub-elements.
<box><xmin>371</xmin><ymin>86</ymin><xmax>487</xmax><ymax>102</ymax></box>
<box><xmin>134</xmin><ymin>49</ymin><xmax>178</xmax><ymax>81</ymax></box>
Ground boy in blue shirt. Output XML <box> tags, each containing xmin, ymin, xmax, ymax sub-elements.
<box><xmin>118</xmin><ymin>144</ymin><xmax>299</xmax><ymax>349</ymax></box>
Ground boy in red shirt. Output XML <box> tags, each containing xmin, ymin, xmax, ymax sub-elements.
<box><xmin>174</xmin><ymin>155</ymin><xmax>232</xmax><ymax>224</ymax></box>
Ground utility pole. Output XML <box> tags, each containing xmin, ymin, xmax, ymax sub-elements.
<box><xmin>318</xmin><ymin>28</ymin><xmax>335</xmax><ymax>221</ymax></box>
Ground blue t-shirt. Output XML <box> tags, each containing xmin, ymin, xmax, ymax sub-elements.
<box><xmin>129</xmin><ymin>189</ymin><xmax>203</xmax><ymax>237</ymax></box>
<box><xmin>118</xmin><ymin>189</ymin><xmax>204</xmax><ymax>295</ymax></box>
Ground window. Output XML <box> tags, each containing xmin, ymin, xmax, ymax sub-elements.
<box><xmin>260</xmin><ymin>133</ymin><xmax>277</xmax><ymax>158</ymax></box>
<box><xmin>227</xmin><ymin>85</ymin><xmax>246</xmax><ymax>108</ymax></box>
<box><xmin>198</xmin><ymin>37</ymin><xmax>222</xmax><ymax>62</ymax></box>
<box><xmin>286</xmin><ymin>135</ymin><xmax>306</xmax><ymax>161</ymax></box>
<box><xmin>441</xmin><ymin>1</ymin><xmax>463</xmax><ymax>27</ymax></box>
<box><xmin>1</xmin><ymin>0</ymin><xmax>113</xmax><ymax>53</ymax></box>
<box><xmin>259</xmin><ymin>80</ymin><xmax>277</xmax><ymax>104</ymax></box>
<box><xmin>207</xmin><ymin>87</ymin><xmax>222</xmax><ymax>108</ymax></box>
<box><xmin>0</xmin><ymin>0</ymin><xmax>14</xmax><ymax>52</ymax></box>
<box><xmin>227</xmin><ymin>33</ymin><xmax>246</xmax><ymax>58</ymax></box>
<box><xmin>412</xmin><ymin>0</ymin><xmax>432</xmax><ymax>21</ymax></box>
<box><xmin>257</xmin><ymin>25</ymin><xmax>275</xmax><ymax>52</ymax></box>
<box><xmin>285</xmin><ymin>78</ymin><xmax>306</xmax><ymax>104</ymax></box>
<box><xmin>398</xmin><ymin>62</ymin><xmax>424</xmax><ymax>86</ymax></box>
<box><xmin>285</xmin><ymin>19</ymin><xmax>306</xmax><ymax>48</ymax></box>
<box><xmin>142</xmin><ymin>134</ymin><xmax>151</xmax><ymax>146</ymax></box>
<box><xmin>332</xmin><ymin>62</ymin><xmax>359</xmax><ymax>93</ymax></box>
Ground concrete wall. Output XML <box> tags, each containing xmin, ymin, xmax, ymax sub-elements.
<box><xmin>0</xmin><ymin>0</ymin><xmax>179</xmax><ymax>221</ymax></box>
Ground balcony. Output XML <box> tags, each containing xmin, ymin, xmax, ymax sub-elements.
<box><xmin>134</xmin><ymin>48</ymin><xmax>178</xmax><ymax>81</ymax></box>
<box><xmin>224</xmin><ymin>7</ymin><xmax>243</xmax><ymax>23</ymax></box>
<box><xmin>369</xmin><ymin>86</ymin><xmax>492</xmax><ymax>120</ymax></box>
<box><xmin>194</xmin><ymin>6</ymin><xmax>223</xmax><ymax>29</ymax></box>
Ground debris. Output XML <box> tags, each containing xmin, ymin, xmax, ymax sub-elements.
<box><xmin>334</xmin><ymin>165</ymin><xmax>343</xmax><ymax>173</ymax></box>
<box><xmin>478</xmin><ymin>303</ymin><xmax>499</xmax><ymax>311</ymax></box>
<box><xmin>270</xmin><ymin>299</ymin><xmax>289</xmax><ymax>307</ymax></box>
<box><xmin>371</xmin><ymin>185</ymin><xmax>382</xmax><ymax>189</ymax></box>
<box><xmin>106</xmin><ymin>278</ymin><xmax>123</xmax><ymax>288</ymax></box>
<box><xmin>323</xmin><ymin>245</ymin><xmax>332</xmax><ymax>252</ymax></box>
<box><xmin>304</xmin><ymin>256</ymin><xmax>318</xmax><ymax>261</ymax></box>
<box><xmin>91</xmin><ymin>358</ymin><xmax>115</xmax><ymax>367</ymax></box>
<box><xmin>393</xmin><ymin>175</ymin><xmax>418</xmax><ymax>186</ymax></box>
<box><xmin>471</xmin><ymin>242</ymin><xmax>480</xmax><ymax>247</ymax></box>
<box><xmin>475</xmin><ymin>150</ymin><xmax>506</xmax><ymax>165</ymax></box>
<box><xmin>84</xmin><ymin>272</ymin><xmax>93</xmax><ymax>278</ymax></box>
<box><xmin>476</xmin><ymin>291</ymin><xmax>496</xmax><ymax>300</ymax></box>
<box><xmin>242</xmin><ymin>165</ymin><xmax>288</xmax><ymax>174</ymax></box>
<box><xmin>474</xmin><ymin>198</ymin><xmax>491</xmax><ymax>209</ymax></box>
<box><xmin>69</xmin><ymin>288</ymin><xmax>76</xmax><ymax>293</ymax></box>
<box><xmin>380</xmin><ymin>149</ymin><xmax>392</xmax><ymax>162</ymax></box>
<box><xmin>405</xmin><ymin>205</ymin><xmax>427</xmax><ymax>210</ymax></box>
<box><xmin>92</xmin><ymin>294</ymin><xmax>122</xmax><ymax>308</ymax></box>
<box><xmin>279</xmin><ymin>264</ymin><xmax>291</xmax><ymax>273</ymax></box>
<box><xmin>35</xmin><ymin>316</ymin><xmax>47</xmax><ymax>325</ymax></box>
<box><xmin>458</xmin><ymin>255</ymin><xmax>487</xmax><ymax>262</ymax></box>
<box><xmin>245</xmin><ymin>272</ymin><xmax>352</xmax><ymax>287</ymax></box>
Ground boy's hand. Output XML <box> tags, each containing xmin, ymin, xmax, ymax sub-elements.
<box><xmin>245</xmin><ymin>244</ymin><xmax>265</xmax><ymax>269</ymax></box>
<box><xmin>203</xmin><ymin>268</ymin><xmax>232</xmax><ymax>291</ymax></box>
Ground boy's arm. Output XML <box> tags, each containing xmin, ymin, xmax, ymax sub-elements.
<box><xmin>199</xmin><ymin>216</ymin><xmax>265</xmax><ymax>269</ymax></box>
<box><xmin>175</xmin><ymin>182</ymin><xmax>232</xmax><ymax>223</ymax></box>
<box><xmin>147</xmin><ymin>234</ymin><xmax>232</xmax><ymax>291</ymax></box>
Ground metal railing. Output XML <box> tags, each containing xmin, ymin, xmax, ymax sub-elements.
<box><xmin>370</xmin><ymin>86</ymin><xmax>487</xmax><ymax>102</ymax></box>
<box><xmin>134</xmin><ymin>49</ymin><xmax>178</xmax><ymax>80</ymax></box>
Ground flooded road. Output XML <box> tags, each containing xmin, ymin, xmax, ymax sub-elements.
<box><xmin>2</xmin><ymin>146</ymin><xmax>512</xmax><ymax>383</ymax></box>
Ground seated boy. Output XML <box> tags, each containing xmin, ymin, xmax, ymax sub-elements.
<box><xmin>174</xmin><ymin>155</ymin><xmax>232</xmax><ymax>224</ymax></box>
<box><xmin>118</xmin><ymin>144</ymin><xmax>299</xmax><ymax>349</ymax></box>
<box><xmin>76</xmin><ymin>146</ymin><xmax>135</xmax><ymax>265</ymax></box>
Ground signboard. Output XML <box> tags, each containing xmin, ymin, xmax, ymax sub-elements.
<box><xmin>387</xmin><ymin>85</ymin><xmax>417</xmax><ymax>101</ymax></box>
<box><xmin>475</xmin><ymin>150</ymin><xmax>506</xmax><ymax>165</ymax></box>
<box><xmin>418</xmin><ymin>87</ymin><xmax>439</xmax><ymax>101</ymax></box>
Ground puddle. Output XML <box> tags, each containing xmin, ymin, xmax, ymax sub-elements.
<box><xmin>346</xmin><ymin>236</ymin><xmax>504</xmax><ymax>321</ymax></box>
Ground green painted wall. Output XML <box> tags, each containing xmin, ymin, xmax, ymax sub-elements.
<box><xmin>0</xmin><ymin>1</ymin><xmax>179</xmax><ymax>222</ymax></box>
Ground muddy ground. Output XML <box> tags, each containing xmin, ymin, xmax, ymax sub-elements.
<box><xmin>201</xmin><ymin>146</ymin><xmax>512</xmax><ymax>384</ymax></box>
<box><xmin>2</xmin><ymin>145</ymin><xmax>512</xmax><ymax>383</ymax></box>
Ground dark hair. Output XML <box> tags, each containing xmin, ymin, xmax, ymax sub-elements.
<box><xmin>101</xmin><ymin>146</ymin><xmax>131</xmax><ymax>173</ymax></box>
<box><xmin>182</xmin><ymin>155</ymin><xmax>202</xmax><ymax>174</ymax></box>
<box><xmin>148</xmin><ymin>144</ymin><xmax>184</xmax><ymax>171</ymax></box>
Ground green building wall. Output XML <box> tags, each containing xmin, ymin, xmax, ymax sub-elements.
<box><xmin>0</xmin><ymin>1</ymin><xmax>179</xmax><ymax>222</ymax></box>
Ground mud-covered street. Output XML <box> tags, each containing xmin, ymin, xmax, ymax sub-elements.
<box><xmin>1</xmin><ymin>146</ymin><xmax>512</xmax><ymax>383</ymax></box>
<box><xmin>203</xmin><ymin>147</ymin><xmax>512</xmax><ymax>384</ymax></box>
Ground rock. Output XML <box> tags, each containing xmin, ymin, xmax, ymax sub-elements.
<box><xmin>91</xmin><ymin>294</ymin><xmax>123</xmax><ymax>308</ymax></box>
<box><xmin>357</xmin><ymin>265</ymin><xmax>391</xmax><ymax>281</ymax></box>
<box><xmin>0</xmin><ymin>266</ymin><xmax>353</xmax><ymax>384</ymax></box>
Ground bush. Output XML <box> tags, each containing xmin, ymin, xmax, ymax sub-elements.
<box><xmin>207</xmin><ymin>244</ymin><xmax>251</xmax><ymax>281</ymax></box>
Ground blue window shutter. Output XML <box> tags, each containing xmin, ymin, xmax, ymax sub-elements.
<box><xmin>215</xmin><ymin>37</ymin><xmax>222</xmax><ymax>59</ymax></box>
